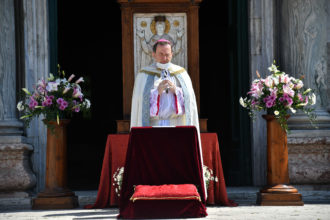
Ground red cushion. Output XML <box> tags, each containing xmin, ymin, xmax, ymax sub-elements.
<box><xmin>130</xmin><ymin>184</ymin><xmax>201</xmax><ymax>202</ymax></box>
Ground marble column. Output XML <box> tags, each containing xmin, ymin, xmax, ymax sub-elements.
<box><xmin>280</xmin><ymin>0</ymin><xmax>330</xmax><ymax>184</ymax></box>
<box><xmin>248</xmin><ymin>0</ymin><xmax>277</xmax><ymax>186</ymax></box>
<box><xmin>22</xmin><ymin>0</ymin><xmax>49</xmax><ymax>193</ymax></box>
<box><xmin>0</xmin><ymin>0</ymin><xmax>36</xmax><ymax>196</ymax></box>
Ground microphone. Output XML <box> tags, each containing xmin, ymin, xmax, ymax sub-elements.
<box><xmin>162</xmin><ymin>69</ymin><xmax>170</xmax><ymax>93</ymax></box>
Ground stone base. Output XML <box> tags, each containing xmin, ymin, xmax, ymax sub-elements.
<box><xmin>288</xmin><ymin>130</ymin><xmax>330</xmax><ymax>184</ymax></box>
<box><xmin>257</xmin><ymin>185</ymin><xmax>304</xmax><ymax>206</ymax></box>
<box><xmin>0</xmin><ymin>143</ymin><xmax>36</xmax><ymax>191</ymax></box>
<box><xmin>32</xmin><ymin>195</ymin><xmax>79</xmax><ymax>209</ymax></box>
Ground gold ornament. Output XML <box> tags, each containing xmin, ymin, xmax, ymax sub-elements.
<box><xmin>140</xmin><ymin>21</ymin><xmax>147</xmax><ymax>28</ymax></box>
<box><xmin>173</xmin><ymin>20</ymin><xmax>180</xmax><ymax>27</ymax></box>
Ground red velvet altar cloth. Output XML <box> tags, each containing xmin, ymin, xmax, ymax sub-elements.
<box><xmin>85</xmin><ymin>128</ymin><xmax>237</xmax><ymax>210</ymax></box>
<box><xmin>118</xmin><ymin>126</ymin><xmax>207</xmax><ymax>219</ymax></box>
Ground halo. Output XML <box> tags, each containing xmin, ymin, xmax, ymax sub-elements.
<box><xmin>150</xmin><ymin>19</ymin><xmax>171</xmax><ymax>35</ymax></box>
<box><xmin>140</xmin><ymin>21</ymin><xmax>147</xmax><ymax>28</ymax></box>
<box><xmin>173</xmin><ymin>20</ymin><xmax>180</xmax><ymax>27</ymax></box>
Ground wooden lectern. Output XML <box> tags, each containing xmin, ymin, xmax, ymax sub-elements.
<box><xmin>116</xmin><ymin>0</ymin><xmax>206</xmax><ymax>133</ymax></box>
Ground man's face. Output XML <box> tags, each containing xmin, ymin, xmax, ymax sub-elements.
<box><xmin>152</xmin><ymin>44</ymin><xmax>172</xmax><ymax>64</ymax></box>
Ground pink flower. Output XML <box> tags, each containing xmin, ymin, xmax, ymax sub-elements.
<box><xmin>75</xmin><ymin>77</ymin><xmax>84</xmax><ymax>84</ymax></box>
<box><xmin>42</xmin><ymin>96</ymin><xmax>53</xmax><ymax>107</ymax></box>
<box><xmin>72</xmin><ymin>106</ymin><xmax>80</xmax><ymax>112</ymax></box>
<box><xmin>29</xmin><ymin>97</ymin><xmax>38</xmax><ymax>109</ymax></box>
<box><xmin>279</xmin><ymin>94</ymin><xmax>293</xmax><ymax>107</ymax></box>
<box><xmin>251</xmin><ymin>99</ymin><xmax>259</xmax><ymax>106</ymax></box>
<box><xmin>298</xmin><ymin>93</ymin><xmax>304</xmax><ymax>102</ymax></box>
<box><xmin>68</xmin><ymin>74</ymin><xmax>75</xmax><ymax>82</ymax></box>
<box><xmin>282</xmin><ymin>75</ymin><xmax>290</xmax><ymax>84</ymax></box>
<box><xmin>58</xmin><ymin>99</ymin><xmax>68</xmax><ymax>111</ymax></box>
<box><xmin>283</xmin><ymin>84</ymin><xmax>294</xmax><ymax>97</ymax></box>
<box><xmin>57</xmin><ymin>98</ymin><xmax>64</xmax><ymax>105</ymax></box>
<box><xmin>72</xmin><ymin>87</ymin><xmax>83</xmax><ymax>99</ymax></box>
<box><xmin>263</xmin><ymin>95</ymin><xmax>276</xmax><ymax>108</ymax></box>
<box><xmin>248</xmin><ymin>81</ymin><xmax>263</xmax><ymax>98</ymax></box>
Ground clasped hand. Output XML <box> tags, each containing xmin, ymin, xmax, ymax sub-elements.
<box><xmin>158</xmin><ymin>80</ymin><xmax>176</xmax><ymax>95</ymax></box>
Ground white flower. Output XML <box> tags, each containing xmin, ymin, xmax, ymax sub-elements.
<box><xmin>83</xmin><ymin>99</ymin><xmax>91</xmax><ymax>109</ymax></box>
<box><xmin>296</xmin><ymin>80</ymin><xmax>304</xmax><ymax>89</ymax></box>
<box><xmin>289</xmin><ymin>82</ymin><xmax>295</xmax><ymax>89</ymax></box>
<box><xmin>252</xmin><ymin>79</ymin><xmax>260</xmax><ymax>84</ymax></box>
<box><xmin>264</xmin><ymin>76</ymin><xmax>273</xmax><ymax>88</ymax></box>
<box><xmin>282</xmin><ymin>75</ymin><xmax>291</xmax><ymax>84</ymax></box>
<box><xmin>310</xmin><ymin>93</ymin><xmax>316</xmax><ymax>105</ymax></box>
<box><xmin>17</xmin><ymin>101</ymin><xmax>24</xmax><ymax>111</ymax></box>
<box><xmin>46</xmin><ymin>82</ymin><xmax>59</xmax><ymax>92</ymax></box>
<box><xmin>239</xmin><ymin>97</ymin><xmax>247</xmax><ymax>108</ymax></box>
<box><xmin>48</xmin><ymin>73</ymin><xmax>55</xmax><ymax>81</ymax></box>
<box><xmin>289</xmin><ymin>107</ymin><xmax>296</xmax><ymax>113</ymax></box>
<box><xmin>274</xmin><ymin>110</ymin><xmax>279</xmax><ymax>116</ymax></box>
<box><xmin>268</xmin><ymin>64</ymin><xmax>278</xmax><ymax>73</ymax></box>
<box><xmin>283</xmin><ymin>84</ymin><xmax>295</xmax><ymax>97</ymax></box>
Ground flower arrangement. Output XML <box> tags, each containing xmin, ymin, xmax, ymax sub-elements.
<box><xmin>203</xmin><ymin>165</ymin><xmax>218</xmax><ymax>190</ymax></box>
<box><xmin>113</xmin><ymin>167</ymin><xmax>124</xmax><ymax>197</ymax></box>
<box><xmin>17</xmin><ymin>65</ymin><xmax>91</xmax><ymax>126</ymax></box>
<box><xmin>239</xmin><ymin>61</ymin><xmax>316</xmax><ymax>132</ymax></box>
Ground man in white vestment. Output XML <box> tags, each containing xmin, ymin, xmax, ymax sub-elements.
<box><xmin>130</xmin><ymin>39</ymin><xmax>207</xmax><ymax>197</ymax></box>
<box><xmin>130</xmin><ymin>39</ymin><xmax>199</xmax><ymax>130</ymax></box>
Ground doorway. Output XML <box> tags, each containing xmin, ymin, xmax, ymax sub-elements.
<box><xmin>57</xmin><ymin>1</ymin><xmax>122</xmax><ymax>190</ymax></box>
<box><xmin>56</xmin><ymin>0</ymin><xmax>251</xmax><ymax>190</ymax></box>
<box><xmin>199</xmin><ymin>0</ymin><xmax>251</xmax><ymax>185</ymax></box>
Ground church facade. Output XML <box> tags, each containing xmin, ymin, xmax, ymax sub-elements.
<box><xmin>0</xmin><ymin>0</ymin><xmax>329</xmax><ymax>199</ymax></box>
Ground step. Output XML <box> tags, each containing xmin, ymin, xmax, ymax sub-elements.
<box><xmin>1</xmin><ymin>186</ymin><xmax>329</xmax><ymax>210</ymax></box>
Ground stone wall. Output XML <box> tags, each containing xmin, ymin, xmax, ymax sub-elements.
<box><xmin>288</xmin><ymin>131</ymin><xmax>330</xmax><ymax>184</ymax></box>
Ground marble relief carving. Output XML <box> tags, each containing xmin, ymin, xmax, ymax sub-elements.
<box><xmin>285</xmin><ymin>0</ymin><xmax>327</xmax><ymax>108</ymax></box>
<box><xmin>134</xmin><ymin>13</ymin><xmax>187</xmax><ymax>78</ymax></box>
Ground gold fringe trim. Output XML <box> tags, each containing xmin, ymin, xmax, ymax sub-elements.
<box><xmin>130</xmin><ymin>196</ymin><xmax>201</xmax><ymax>202</ymax></box>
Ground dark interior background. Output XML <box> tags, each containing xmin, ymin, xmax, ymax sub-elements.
<box><xmin>57</xmin><ymin>0</ymin><xmax>250</xmax><ymax>190</ymax></box>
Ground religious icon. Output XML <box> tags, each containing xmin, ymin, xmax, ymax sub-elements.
<box><xmin>134</xmin><ymin>13</ymin><xmax>187</xmax><ymax>77</ymax></box>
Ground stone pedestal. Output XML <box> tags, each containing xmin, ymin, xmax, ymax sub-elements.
<box><xmin>0</xmin><ymin>122</ymin><xmax>37</xmax><ymax>200</ymax></box>
<box><xmin>0</xmin><ymin>143</ymin><xmax>36</xmax><ymax>192</ymax></box>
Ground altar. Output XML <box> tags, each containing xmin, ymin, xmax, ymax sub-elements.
<box><xmin>85</xmin><ymin>127</ymin><xmax>236</xmax><ymax>209</ymax></box>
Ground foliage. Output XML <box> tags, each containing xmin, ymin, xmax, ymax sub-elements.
<box><xmin>17</xmin><ymin>65</ymin><xmax>91</xmax><ymax>127</ymax></box>
<box><xmin>239</xmin><ymin>61</ymin><xmax>316</xmax><ymax>133</ymax></box>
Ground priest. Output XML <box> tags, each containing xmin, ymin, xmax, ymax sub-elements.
<box><xmin>130</xmin><ymin>39</ymin><xmax>199</xmax><ymax>130</ymax></box>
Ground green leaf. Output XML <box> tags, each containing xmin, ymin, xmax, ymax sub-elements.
<box><xmin>22</xmin><ymin>88</ymin><xmax>31</xmax><ymax>96</ymax></box>
<box><xmin>20</xmin><ymin>114</ymin><xmax>32</xmax><ymax>119</ymax></box>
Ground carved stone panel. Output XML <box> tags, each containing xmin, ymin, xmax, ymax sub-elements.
<box><xmin>280</xmin><ymin>0</ymin><xmax>328</xmax><ymax>108</ymax></box>
<box><xmin>134</xmin><ymin>13</ymin><xmax>187</xmax><ymax>77</ymax></box>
